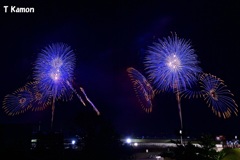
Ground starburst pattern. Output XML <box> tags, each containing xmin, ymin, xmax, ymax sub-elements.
<box><xmin>2</xmin><ymin>86</ymin><xmax>33</xmax><ymax>116</ymax></box>
<box><xmin>33</xmin><ymin>43</ymin><xmax>78</xmax><ymax>127</ymax></box>
<box><xmin>144</xmin><ymin>33</ymin><xmax>202</xmax><ymax>92</ymax></box>
<box><xmin>2</xmin><ymin>42</ymin><xmax>100</xmax><ymax>128</ymax></box>
<box><xmin>199</xmin><ymin>73</ymin><xmax>238</xmax><ymax>118</ymax></box>
<box><xmin>33</xmin><ymin>43</ymin><xmax>76</xmax><ymax>101</ymax></box>
<box><xmin>143</xmin><ymin>33</ymin><xmax>202</xmax><ymax>131</ymax></box>
<box><xmin>179</xmin><ymin>73</ymin><xmax>205</xmax><ymax>99</ymax></box>
<box><xmin>127</xmin><ymin>67</ymin><xmax>155</xmax><ymax>113</ymax></box>
<box><xmin>24</xmin><ymin>81</ymin><xmax>52</xmax><ymax>111</ymax></box>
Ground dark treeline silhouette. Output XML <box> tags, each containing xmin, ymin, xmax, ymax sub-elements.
<box><xmin>0</xmin><ymin>110</ymin><xmax>134</xmax><ymax>160</ymax></box>
<box><xmin>73</xmin><ymin>110</ymin><xmax>134</xmax><ymax>159</ymax></box>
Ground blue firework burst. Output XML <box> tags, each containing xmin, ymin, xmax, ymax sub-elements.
<box><xmin>33</xmin><ymin>43</ymin><xmax>75</xmax><ymax>101</ymax></box>
<box><xmin>2</xmin><ymin>86</ymin><xmax>33</xmax><ymax>116</ymax></box>
<box><xmin>199</xmin><ymin>73</ymin><xmax>238</xmax><ymax>118</ymax></box>
<box><xmin>33</xmin><ymin>43</ymin><xmax>77</xmax><ymax>127</ymax></box>
<box><xmin>143</xmin><ymin>33</ymin><xmax>203</xmax><ymax>136</ymax></box>
<box><xmin>179</xmin><ymin>73</ymin><xmax>205</xmax><ymax>99</ymax></box>
<box><xmin>144</xmin><ymin>33</ymin><xmax>202</xmax><ymax>92</ymax></box>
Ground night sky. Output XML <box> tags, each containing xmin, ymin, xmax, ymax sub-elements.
<box><xmin>1</xmin><ymin>0</ymin><xmax>240</xmax><ymax>138</ymax></box>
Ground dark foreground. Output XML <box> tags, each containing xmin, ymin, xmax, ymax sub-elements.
<box><xmin>2</xmin><ymin>149</ymin><xmax>83</xmax><ymax>160</ymax></box>
<box><xmin>2</xmin><ymin>148</ymin><xmax>174</xmax><ymax>160</ymax></box>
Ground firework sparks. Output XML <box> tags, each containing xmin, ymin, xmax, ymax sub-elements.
<box><xmin>144</xmin><ymin>33</ymin><xmax>202</xmax><ymax>92</ymax></box>
<box><xmin>2</xmin><ymin>42</ymin><xmax>101</xmax><ymax>128</ymax></box>
<box><xmin>3</xmin><ymin>86</ymin><xmax>33</xmax><ymax>116</ymax></box>
<box><xmin>79</xmin><ymin>87</ymin><xmax>100</xmax><ymax>115</ymax></box>
<box><xmin>24</xmin><ymin>81</ymin><xmax>52</xmax><ymax>111</ymax></box>
<box><xmin>199</xmin><ymin>73</ymin><xmax>238</xmax><ymax>118</ymax></box>
<box><xmin>33</xmin><ymin>43</ymin><xmax>76</xmax><ymax>101</ymax></box>
<box><xmin>33</xmin><ymin>43</ymin><xmax>77</xmax><ymax>127</ymax></box>
<box><xmin>143</xmin><ymin>33</ymin><xmax>203</xmax><ymax>134</ymax></box>
<box><xmin>127</xmin><ymin>67</ymin><xmax>155</xmax><ymax>113</ymax></box>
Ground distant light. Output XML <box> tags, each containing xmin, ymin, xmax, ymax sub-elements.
<box><xmin>133</xmin><ymin>142</ymin><xmax>138</xmax><ymax>146</ymax></box>
<box><xmin>216</xmin><ymin>144</ymin><xmax>223</xmax><ymax>148</ymax></box>
<box><xmin>31</xmin><ymin>139</ymin><xmax>37</xmax><ymax>143</ymax></box>
<box><xmin>71</xmin><ymin>140</ymin><xmax>76</xmax><ymax>145</ymax></box>
<box><xmin>126</xmin><ymin>138</ymin><xmax>131</xmax><ymax>144</ymax></box>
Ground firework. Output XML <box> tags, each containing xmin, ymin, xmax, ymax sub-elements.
<box><xmin>66</xmin><ymin>80</ymin><xmax>86</xmax><ymax>106</ymax></box>
<box><xmin>127</xmin><ymin>67</ymin><xmax>155</xmax><ymax>113</ymax></box>
<box><xmin>2</xmin><ymin>86</ymin><xmax>33</xmax><ymax>116</ymax></box>
<box><xmin>199</xmin><ymin>73</ymin><xmax>238</xmax><ymax>118</ymax></box>
<box><xmin>143</xmin><ymin>33</ymin><xmax>202</xmax><ymax>136</ymax></box>
<box><xmin>33</xmin><ymin>43</ymin><xmax>76</xmax><ymax>127</ymax></box>
<box><xmin>179</xmin><ymin>73</ymin><xmax>205</xmax><ymax>99</ymax></box>
<box><xmin>2</xmin><ymin>42</ymin><xmax>101</xmax><ymax>129</ymax></box>
<box><xmin>144</xmin><ymin>33</ymin><xmax>202</xmax><ymax>92</ymax></box>
<box><xmin>80</xmin><ymin>87</ymin><xmax>100</xmax><ymax>115</ymax></box>
<box><xmin>33</xmin><ymin>43</ymin><xmax>75</xmax><ymax>101</ymax></box>
<box><xmin>24</xmin><ymin>81</ymin><xmax>52</xmax><ymax>111</ymax></box>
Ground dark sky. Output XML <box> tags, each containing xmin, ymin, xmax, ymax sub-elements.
<box><xmin>1</xmin><ymin>0</ymin><xmax>240</xmax><ymax>138</ymax></box>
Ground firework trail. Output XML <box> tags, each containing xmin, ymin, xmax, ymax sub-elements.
<box><xmin>79</xmin><ymin>87</ymin><xmax>100</xmax><ymax>115</ymax></box>
<box><xmin>127</xmin><ymin>67</ymin><xmax>155</xmax><ymax>113</ymax></box>
<box><xmin>66</xmin><ymin>80</ymin><xmax>86</xmax><ymax>106</ymax></box>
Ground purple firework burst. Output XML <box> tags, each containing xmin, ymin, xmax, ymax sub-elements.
<box><xmin>199</xmin><ymin>73</ymin><xmax>238</xmax><ymax>118</ymax></box>
<box><xmin>143</xmin><ymin>33</ymin><xmax>203</xmax><ymax>138</ymax></box>
<box><xmin>2</xmin><ymin>86</ymin><xmax>33</xmax><ymax>116</ymax></box>
<box><xmin>33</xmin><ymin>43</ymin><xmax>76</xmax><ymax>127</ymax></box>
<box><xmin>144</xmin><ymin>33</ymin><xmax>202</xmax><ymax>92</ymax></box>
<box><xmin>33</xmin><ymin>43</ymin><xmax>76</xmax><ymax>101</ymax></box>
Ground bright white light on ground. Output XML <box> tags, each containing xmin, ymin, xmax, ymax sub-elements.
<box><xmin>133</xmin><ymin>142</ymin><xmax>138</xmax><ymax>146</ymax></box>
<box><xmin>71</xmin><ymin>140</ymin><xmax>76</xmax><ymax>145</ymax></box>
<box><xmin>126</xmin><ymin>138</ymin><xmax>131</xmax><ymax>143</ymax></box>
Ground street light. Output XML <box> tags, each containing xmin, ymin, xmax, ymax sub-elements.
<box><xmin>179</xmin><ymin>130</ymin><xmax>183</xmax><ymax>145</ymax></box>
